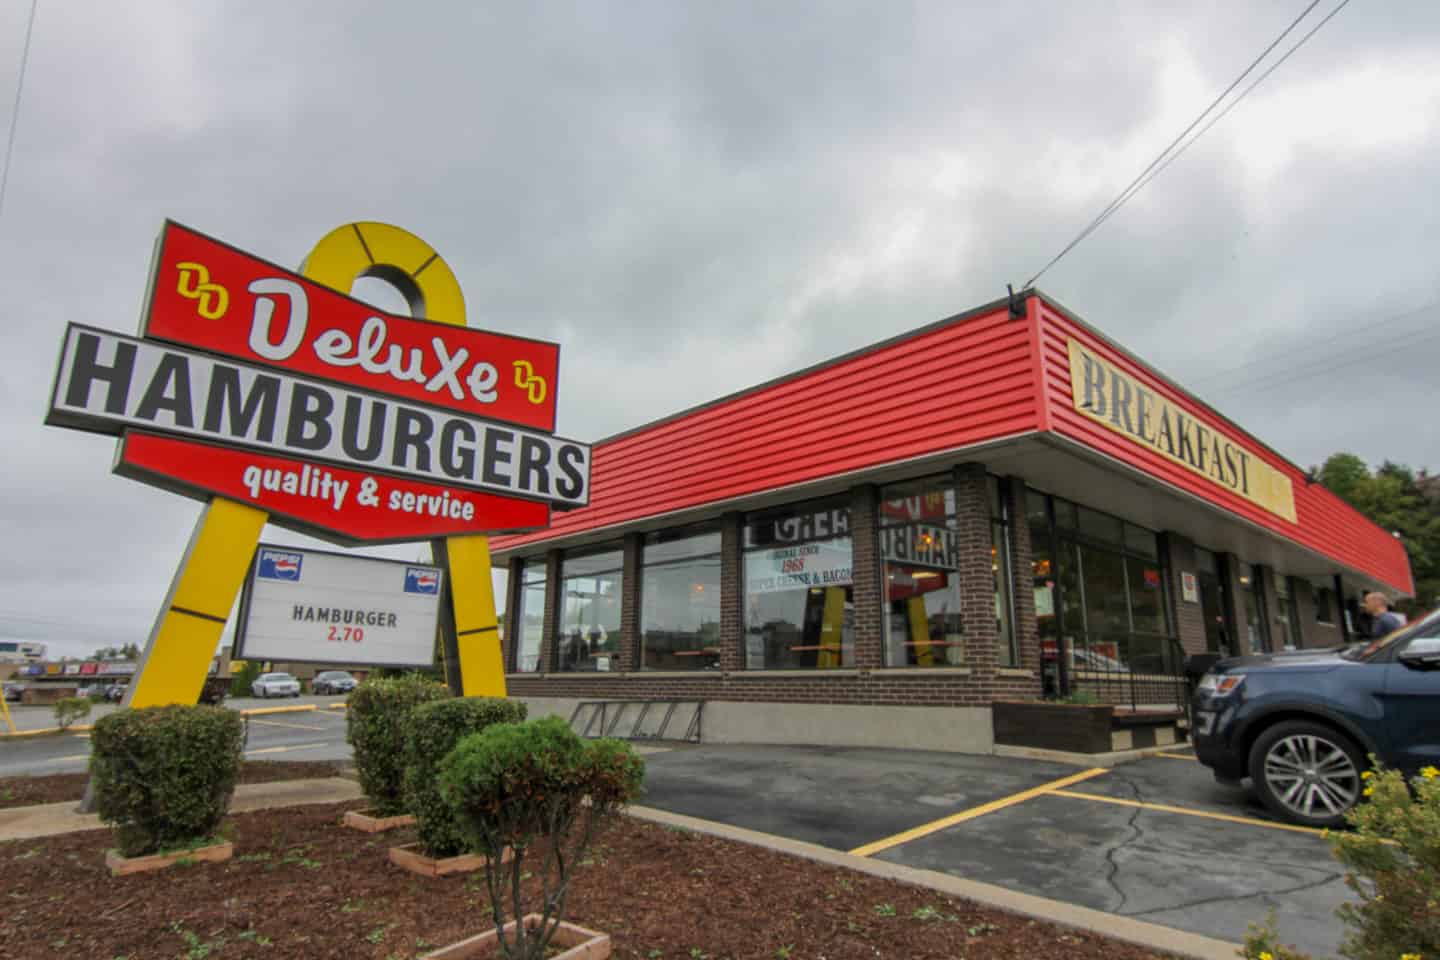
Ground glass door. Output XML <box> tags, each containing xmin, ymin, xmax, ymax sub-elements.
<box><xmin>1195</xmin><ymin>548</ymin><xmax>1234</xmax><ymax>656</ymax></box>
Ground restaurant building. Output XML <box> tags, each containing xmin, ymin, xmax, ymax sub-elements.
<box><xmin>488</xmin><ymin>291</ymin><xmax>1413</xmax><ymax>752</ymax></box>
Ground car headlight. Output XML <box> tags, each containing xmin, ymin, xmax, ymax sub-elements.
<box><xmin>1197</xmin><ymin>672</ymin><xmax>1246</xmax><ymax>697</ymax></box>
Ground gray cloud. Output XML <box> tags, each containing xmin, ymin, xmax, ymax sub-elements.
<box><xmin>1</xmin><ymin>1</ymin><xmax>1437</xmax><ymax>656</ymax></box>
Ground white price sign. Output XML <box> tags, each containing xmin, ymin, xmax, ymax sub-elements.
<box><xmin>235</xmin><ymin>544</ymin><xmax>443</xmax><ymax>668</ymax></box>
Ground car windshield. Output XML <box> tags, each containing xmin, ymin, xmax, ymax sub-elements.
<box><xmin>263</xmin><ymin>674</ymin><xmax>294</xmax><ymax>681</ymax></box>
<box><xmin>1341</xmin><ymin>605</ymin><xmax>1440</xmax><ymax>661</ymax></box>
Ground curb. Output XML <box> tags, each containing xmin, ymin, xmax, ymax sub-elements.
<box><xmin>240</xmin><ymin>704</ymin><xmax>319</xmax><ymax>717</ymax></box>
<box><xmin>0</xmin><ymin>724</ymin><xmax>92</xmax><ymax>739</ymax></box>
<box><xmin>625</xmin><ymin>804</ymin><xmax>1240</xmax><ymax>960</ymax></box>
<box><xmin>993</xmin><ymin>742</ymin><xmax>1193</xmax><ymax>769</ymax></box>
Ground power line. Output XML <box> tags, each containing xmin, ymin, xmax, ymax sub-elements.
<box><xmin>1022</xmin><ymin>0</ymin><xmax>1333</xmax><ymax>289</ymax></box>
<box><xmin>1105</xmin><ymin>0</ymin><xmax>1355</xmax><ymax>233</ymax></box>
<box><xmin>1210</xmin><ymin>322</ymin><xmax>1440</xmax><ymax>399</ymax></box>
<box><xmin>1184</xmin><ymin>298</ymin><xmax>1440</xmax><ymax>389</ymax></box>
<box><xmin>0</xmin><ymin>0</ymin><xmax>38</xmax><ymax>227</ymax></box>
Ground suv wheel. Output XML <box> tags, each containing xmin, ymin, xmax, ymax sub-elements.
<box><xmin>1248</xmin><ymin>720</ymin><xmax>1365</xmax><ymax>828</ymax></box>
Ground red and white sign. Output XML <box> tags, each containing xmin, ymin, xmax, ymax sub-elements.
<box><xmin>118</xmin><ymin>433</ymin><xmax>551</xmax><ymax>545</ymax></box>
<box><xmin>144</xmin><ymin>222</ymin><xmax>560</xmax><ymax>432</ymax></box>
<box><xmin>44</xmin><ymin>221</ymin><xmax>587</xmax><ymax>545</ymax></box>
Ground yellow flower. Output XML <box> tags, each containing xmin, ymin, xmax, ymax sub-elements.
<box><xmin>1258</xmin><ymin>952</ymin><xmax>1273</xmax><ymax>960</ymax></box>
<box><xmin>1422</xmin><ymin>765</ymin><xmax>1439</xmax><ymax>780</ymax></box>
<box><xmin>1362</xmin><ymin>770</ymin><xmax>1375</xmax><ymax>780</ymax></box>
<box><xmin>1399</xmin><ymin>953</ymin><xmax>1420</xmax><ymax>960</ymax></box>
<box><xmin>1363</xmin><ymin>786</ymin><xmax>1375</xmax><ymax>797</ymax></box>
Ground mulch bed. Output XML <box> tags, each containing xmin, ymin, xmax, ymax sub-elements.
<box><xmin>0</xmin><ymin>800</ymin><xmax>1175</xmax><ymax>960</ymax></box>
<box><xmin>0</xmin><ymin>761</ymin><xmax>346</xmax><ymax>809</ymax></box>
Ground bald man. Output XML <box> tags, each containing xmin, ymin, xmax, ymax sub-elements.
<box><xmin>1363</xmin><ymin>592</ymin><xmax>1406</xmax><ymax>638</ymax></box>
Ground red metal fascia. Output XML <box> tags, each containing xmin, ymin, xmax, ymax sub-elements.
<box><xmin>1034</xmin><ymin>297</ymin><xmax>1413</xmax><ymax>594</ymax></box>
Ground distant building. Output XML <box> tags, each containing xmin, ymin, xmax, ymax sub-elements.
<box><xmin>0</xmin><ymin>640</ymin><xmax>46</xmax><ymax>664</ymax></box>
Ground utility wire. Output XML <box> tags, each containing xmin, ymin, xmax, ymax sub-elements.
<box><xmin>1184</xmin><ymin>298</ymin><xmax>1439</xmax><ymax>389</ymax></box>
<box><xmin>1210</xmin><ymin>322</ymin><xmax>1440</xmax><ymax>398</ymax></box>
<box><xmin>1100</xmin><ymin>0</ymin><xmax>1355</xmax><ymax>238</ymax></box>
<box><xmin>1022</xmin><ymin>0</ymin><xmax>1327</xmax><ymax>289</ymax></box>
<box><xmin>0</xmin><ymin>0</ymin><xmax>38</xmax><ymax>227</ymax></box>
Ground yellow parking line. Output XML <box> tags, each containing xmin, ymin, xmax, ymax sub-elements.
<box><xmin>849</xmin><ymin>768</ymin><xmax>1109</xmax><ymax>857</ymax></box>
<box><xmin>244</xmin><ymin>742</ymin><xmax>330</xmax><ymax>757</ymax></box>
<box><xmin>247</xmin><ymin>717</ymin><xmax>326</xmax><ymax>732</ymax></box>
<box><xmin>1154</xmin><ymin>752</ymin><xmax>1197</xmax><ymax>761</ymax></box>
<box><xmin>1048</xmin><ymin>789</ymin><xmax>1327</xmax><ymax>837</ymax></box>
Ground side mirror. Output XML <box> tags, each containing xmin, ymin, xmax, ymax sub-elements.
<box><xmin>1398</xmin><ymin>647</ymin><xmax>1440</xmax><ymax>670</ymax></box>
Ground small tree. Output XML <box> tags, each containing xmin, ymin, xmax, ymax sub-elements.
<box><xmin>346</xmin><ymin>674</ymin><xmax>449</xmax><ymax>817</ymax></box>
<box><xmin>439</xmin><ymin>716</ymin><xmax>645</xmax><ymax>959</ymax></box>
<box><xmin>90</xmin><ymin>705</ymin><xmax>245</xmax><ymax>857</ymax></box>
<box><xmin>54</xmin><ymin>696</ymin><xmax>91</xmax><ymax>730</ymax></box>
<box><xmin>404</xmin><ymin>697</ymin><xmax>527</xmax><ymax>858</ymax></box>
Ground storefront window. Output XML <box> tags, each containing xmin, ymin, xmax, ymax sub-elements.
<box><xmin>1034</xmin><ymin>493</ymin><xmax>1172</xmax><ymax>674</ymax></box>
<box><xmin>640</xmin><ymin>528</ymin><xmax>722</xmax><ymax>670</ymax></box>
<box><xmin>880</xmin><ymin>476</ymin><xmax>962</xmax><ymax>667</ymax></box>
<box><xmin>1275</xmin><ymin>576</ymin><xmax>1301</xmax><ymax>650</ymax></box>
<box><xmin>743</xmin><ymin>498</ymin><xmax>853</xmax><ymax>669</ymax></box>
<box><xmin>991</xmin><ymin>477</ymin><xmax>1017</xmax><ymax>667</ymax></box>
<box><xmin>556</xmin><ymin>546</ymin><xmax>623</xmax><ymax>672</ymax></box>
<box><xmin>1238</xmin><ymin>563</ymin><xmax>1270</xmax><ymax>653</ymax></box>
<box><xmin>1028</xmin><ymin>492</ymin><xmax>1061</xmax><ymax>693</ymax></box>
<box><xmin>1314</xmin><ymin>583</ymin><xmax>1335</xmax><ymax>625</ymax></box>
<box><xmin>512</xmin><ymin>560</ymin><xmax>547</xmax><ymax>673</ymax></box>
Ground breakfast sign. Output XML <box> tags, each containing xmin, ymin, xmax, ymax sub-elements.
<box><xmin>45</xmin><ymin>220</ymin><xmax>583</xmax><ymax>707</ymax></box>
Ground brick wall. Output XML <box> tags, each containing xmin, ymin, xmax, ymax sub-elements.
<box><xmin>540</xmin><ymin>550</ymin><xmax>562</xmax><ymax>673</ymax></box>
<box><xmin>718</xmin><ymin>512</ymin><xmax>743</xmax><ymax>673</ymax></box>
<box><xmin>1163</xmin><ymin>533</ymin><xmax>1208</xmax><ymax>657</ymax></box>
<box><xmin>954</xmin><ymin>464</ymin><xmax>999</xmax><ymax>677</ymax></box>
<box><xmin>850</xmin><ymin>484</ymin><xmax>883</xmax><ymax>670</ymax></box>
<box><xmin>504</xmin><ymin>671</ymin><xmax>1040</xmax><ymax>708</ymax></box>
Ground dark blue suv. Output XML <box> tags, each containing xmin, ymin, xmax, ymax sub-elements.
<box><xmin>1192</xmin><ymin>607</ymin><xmax>1440</xmax><ymax>827</ymax></box>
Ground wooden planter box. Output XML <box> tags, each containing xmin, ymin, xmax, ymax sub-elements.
<box><xmin>343</xmin><ymin>809</ymin><xmax>415</xmax><ymax>833</ymax></box>
<box><xmin>388</xmin><ymin>842</ymin><xmax>513</xmax><ymax>878</ymax></box>
<box><xmin>421</xmin><ymin>914</ymin><xmax>610</xmax><ymax>960</ymax></box>
<box><xmin>105</xmin><ymin>840</ymin><xmax>233</xmax><ymax>876</ymax></box>
<box><xmin>993</xmin><ymin>700</ymin><xmax>1115</xmax><ymax>754</ymax></box>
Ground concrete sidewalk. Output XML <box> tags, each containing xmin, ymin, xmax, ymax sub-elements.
<box><xmin>0</xmin><ymin>776</ymin><xmax>362</xmax><ymax>842</ymax></box>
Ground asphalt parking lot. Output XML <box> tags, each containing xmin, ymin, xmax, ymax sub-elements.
<box><xmin>0</xmin><ymin>696</ymin><xmax>353</xmax><ymax>778</ymax></box>
<box><xmin>640</xmin><ymin>744</ymin><xmax>1347</xmax><ymax>957</ymax></box>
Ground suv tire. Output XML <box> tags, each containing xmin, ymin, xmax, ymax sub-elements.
<box><xmin>1248</xmin><ymin>719</ymin><xmax>1365</xmax><ymax>828</ymax></box>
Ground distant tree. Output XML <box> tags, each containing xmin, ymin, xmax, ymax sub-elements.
<box><xmin>1318</xmin><ymin>452</ymin><xmax>1440</xmax><ymax>613</ymax></box>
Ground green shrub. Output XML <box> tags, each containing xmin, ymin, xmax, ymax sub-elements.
<box><xmin>439</xmin><ymin>715</ymin><xmax>645</xmax><ymax>960</ymax></box>
<box><xmin>346</xmin><ymin>674</ymin><xmax>449</xmax><ymax>817</ymax></box>
<box><xmin>231</xmin><ymin>661</ymin><xmax>261</xmax><ymax>698</ymax></box>
<box><xmin>54</xmin><ymin>696</ymin><xmax>91</xmax><ymax>730</ymax></box>
<box><xmin>1329</xmin><ymin>764</ymin><xmax>1439</xmax><ymax>959</ymax></box>
<box><xmin>90</xmin><ymin>705</ymin><xmax>245</xmax><ymax>858</ymax></box>
<box><xmin>404</xmin><ymin>697</ymin><xmax>527</xmax><ymax>858</ymax></box>
<box><xmin>1239</xmin><ymin>764</ymin><xmax>1440</xmax><ymax>960</ymax></box>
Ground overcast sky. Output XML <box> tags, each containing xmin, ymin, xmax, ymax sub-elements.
<box><xmin>1</xmin><ymin>1</ymin><xmax>1436</xmax><ymax>659</ymax></box>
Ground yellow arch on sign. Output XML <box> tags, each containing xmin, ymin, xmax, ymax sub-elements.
<box><xmin>301</xmin><ymin>223</ymin><xmax>505</xmax><ymax>700</ymax></box>
<box><xmin>300</xmin><ymin>222</ymin><xmax>467</xmax><ymax>327</ymax></box>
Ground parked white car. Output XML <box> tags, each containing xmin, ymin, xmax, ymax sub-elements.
<box><xmin>252</xmin><ymin>672</ymin><xmax>301</xmax><ymax>698</ymax></box>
